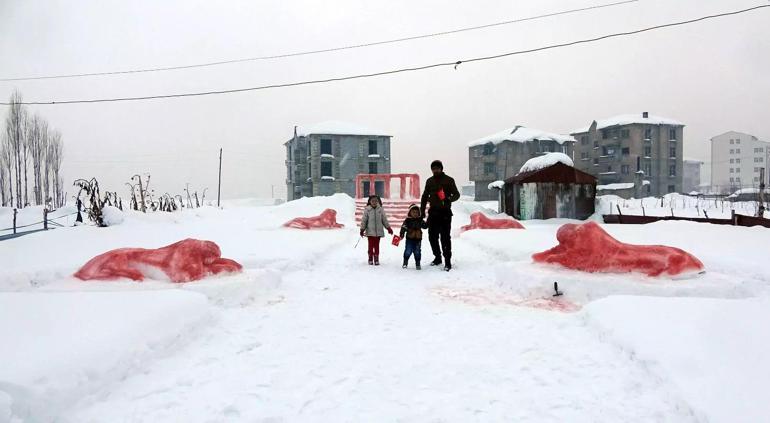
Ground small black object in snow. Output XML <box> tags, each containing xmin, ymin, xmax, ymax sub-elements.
<box><xmin>553</xmin><ymin>282</ymin><xmax>563</xmax><ymax>297</ymax></box>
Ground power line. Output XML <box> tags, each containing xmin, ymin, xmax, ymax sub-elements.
<box><xmin>4</xmin><ymin>4</ymin><xmax>768</xmax><ymax>106</ymax></box>
<box><xmin>0</xmin><ymin>0</ymin><xmax>639</xmax><ymax>82</ymax></box>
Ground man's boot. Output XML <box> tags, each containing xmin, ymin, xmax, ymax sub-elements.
<box><xmin>430</xmin><ymin>257</ymin><xmax>442</xmax><ymax>266</ymax></box>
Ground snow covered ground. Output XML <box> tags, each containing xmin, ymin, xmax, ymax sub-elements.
<box><xmin>597</xmin><ymin>192</ymin><xmax>769</xmax><ymax>219</ymax></box>
<box><xmin>1</xmin><ymin>194</ymin><xmax>769</xmax><ymax>422</ymax></box>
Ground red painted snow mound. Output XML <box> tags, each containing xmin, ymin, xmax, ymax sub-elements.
<box><xmin>74</xmin><ymin>239</ymin><xmax>243</xmax><ymax>283</ymax></box>
<box><xmin>532</xmin><ymin>221</ymin><xmax>704</xmax><ymax>277</ymax></box>
<box><xmin>460</xmin><ymin>212</ymin><xmax>525</xmax><ymax>233</ymax></box>
<box><xmin>283</xmin><ymin>208</ymin><xmax>344</xmax><ymax>229</ymax></box>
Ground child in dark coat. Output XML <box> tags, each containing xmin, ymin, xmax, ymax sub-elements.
<box><xmin>399</xmin><ymin>204</ymin><xmax>428</xmax><ymax>270</ymax></box>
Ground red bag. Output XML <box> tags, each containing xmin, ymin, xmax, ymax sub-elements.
<box><xmin>391</xmin><ymin>235</ymin><xmax>401</xmax><ymax>246</ymax></box>
<box><xmin>437</xmin><ymin>188</ymin><xmax>446</xmax><ymax>201</ymax></box>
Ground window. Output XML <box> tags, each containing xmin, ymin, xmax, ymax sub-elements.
<box><xmin>621</xmin><ymin>165</ymin><xmax>630</xmax><ymax>174</ymax></box>
<box><xmin>606</xmin><ymin>147</ymin><xmax>616</xmax><ymax>156</ymax></box>
<box><xmin>668</xmin><ymin>185</ymin><xmax>675</xmax><ymax>193</ymax></box>
<box><xmin>581</xmin><ymin>136</ymin><xmax>588</xmax><ymax>145</ymax></box>
<box><xmin>581</xmin><ymin>152</ymin><xmax>588</xmax><ymax>159</ymax></box>
<box><xmin>756</xmin><ymin>167</ymin><xmax>760</xmax><ymax>172</ymax></box>
<box><xmin>621</xmin><ymin>147</ymin><xmax>630</xmax><ymax>156</ymax></box>
<box><xmin>593</xmin><ymin>158</ymin><xmax>599</xmax><ymax>165</ymax></box>
<box><xmin>730</xmin><ymin>177</ymin><xmax>734</xmax><ymax>182</ymax></box>
<box><xmin>594</xmin><ymin>140</ymin><xmax>599</xmax><ymax>148</ymax></box>
<box><xmin>601</xmin><ymin>130</ymin><xmax>609</xmax><ymax>139</ymax></box>
<box><xmin>736</xmin><ymin>148</ymin><xmax>741</xmax><ymax>154</ymax></box>
<box><xmin>760</xmin><ymin>148</ymin><xmax>764</xmax><ymax>152</ymax></box>
<box><xmin>755</xmin><ymin>177</ymin><xmax>760</xmax><ymax>182</ymax></box>
<box><xmin>736</xmin><ymin>177</ymin><xmax>741</xmax><ymax>183</ymax></box>
<box><xmin>607</xmin><ymin>165</ymin><xmax>613</xmax><ymax>172</ymax></box>
<box><xmin>730</xmin><ymin>139</ymin><xmax>734</xmax><ymax>144</ymax></box>
<box><xmin>736</xmin><ymin>158</ymin><xmax>741</xmax><ymax>163</ymax></box>
<box><xmin>669</xmin><ymin>165</ymin><xmax>676</xmax><ymax>177</ymax></box>
<box><xmin>484</xmin><ymin>162</ymin><xmax>496</xmax><ymax>175</ymax></box>
<box><xmin>730</xmin><ymin>168</ymin><xmax>734</xmax><ymax>173</ymax></box>
<box><xmin>736</xmin><ymin>167</ymin><xmax>741</xmax><ymax>173</ymax></box>
<box><xmin>669</xmin><ymin>128</ymin><xmax>677</xmax><ymax>140</ymax></box>
<box><xmin>730</xmin><ymin>159</ymin><xmax>734</xmax><ymax>164</ymax></box>
<box><xmin>643</xmin><ymin>163</ymin><xmax>651</xmax><ymax>175</ymax></box>
<box><xmin>321</xmin><ymin>161</ymin><xmax>332</xmax><ymax>177</ymax></box>
<box><xmin>369</xmin><ymin>162</ymin><xmax>378</xmax><ymax>174</ymax></box>
<box><xmin>620</xmin><ymin>129</ymin><xmax>630</xmax><ymax>139</ymax></box>
<box><xmin>643</xmin><ymin>146</ymin><xmax>652</xmax><ymax>157</ymax></box>
<box><xmin>368</xmin><ymin>140</ymin><xmax>378</xmax><ymax>155</ymax></box>
<box><xmin>730</xmin><ymin>149</ymin><xmax>735</xmax><ymax>154</ymax></box>
<box><xmin>320</xmin><ymin>139</ymin><xmax>332</xmax><ymax>155</ymax></box>
<box><xmin>736</xmin><ymin>139</ymin><xmax>741</xmax><ymax>144</ymax></box>
<box><xmin>482</xmin><ymin>144</ymin><xmax>494</xmax><ymax>155</ymax></box>
<box><xmin>669</xmin><ymin>147</ymin><xmax>676</xmax><ymax>158</ymax></box>
<box><xmin>644</xmin><ymin>128</ymin><xmax>652</xmax><ymax>139</ymax></box>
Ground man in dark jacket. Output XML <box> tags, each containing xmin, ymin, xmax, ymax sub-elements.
<box><xmin>420</xmin><ymin>160</ymin><xmax>460</xmax><ymax>271</ymax></box>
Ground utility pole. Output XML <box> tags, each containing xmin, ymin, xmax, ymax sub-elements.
<box><xmin>271</xmin><ymin>185</ymin><xmax>274</xmax><ymax>199</ymax></box>
<box><xmin>217</xmin><ymin>148</ymin><xmax>222</xmax><ymax>208</ymax></box>
<box><xmin>757</xmin><ymin>167</ymin><xmax>766</xmax><ymax>218</ymax></box>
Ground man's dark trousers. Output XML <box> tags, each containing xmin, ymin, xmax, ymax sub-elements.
<box><xmin>428</xmin><ymin>212</ymin><xmax>451</xmax><ymax>263</ymax></box>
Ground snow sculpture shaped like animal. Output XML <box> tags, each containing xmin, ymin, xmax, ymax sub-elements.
<box><xmin>283</xmin><ymin>208</ymin><xmax>344</xmax><ymax>229</ymax></box>
<box><xmin>74</xmin><ymin>239</ymin><xmax>243</xmax><ymax>282</ymax></box>
<box><xmin>532</xmin><ymin>221</ymin><xmax>704</xmax><ymax>277</ymax></box>
<box><xmin>460</xmin><ymin>212</ymin><xmax>525</xmax><ymax>233</ymax></box>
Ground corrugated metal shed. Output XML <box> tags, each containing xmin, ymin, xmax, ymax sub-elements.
<box><xmin>504</xmin><ymin>161</ymin><xmax>597</xmax><ymax>220</ymax></box>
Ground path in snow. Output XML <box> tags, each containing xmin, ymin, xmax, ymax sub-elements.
<box><xmin>68</xmin><ymin>230</ymin><xmax>697</xmax><ymax>422</ymax></box>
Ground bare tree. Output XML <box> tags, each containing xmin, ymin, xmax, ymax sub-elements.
<box><xmin>47</xmin><ymin>131</ymin><xmax>64</xmax><ymax>207</ymax></box>
<box><xmin>4</xmin><ymin>90</ymin><xmax>27</xmax><ymax>208</ymax></box>
<box><xmin>28</xmin><ymin>114</ymin><xmax>49</xmax><ymax>206</ymax></box>
<box><xmin>0</xmin><ymin>142</ymin><xmax>7</xmax><ymax>206</ymax></box>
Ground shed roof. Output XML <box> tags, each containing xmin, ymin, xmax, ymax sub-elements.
<box><xmin>506</xmin><ymin>161</ymin><xmax>597</xmax><ymax>184</ymax></box>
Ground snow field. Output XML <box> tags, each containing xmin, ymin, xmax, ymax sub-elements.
<box><xmin>0</xmin><ymin>194</ymin><xmax>768</xmax><ymax>421</ymax></box>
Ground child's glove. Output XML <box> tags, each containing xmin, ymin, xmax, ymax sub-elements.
<box><xmin>387</xmin><ymin>228</ymin><xmax>393</xmax><ymax>235</ymax></box>
<box><xmin>359</xmin><ymin>229</ymin><xmax>365</xmax><ymax>237</ymax></box>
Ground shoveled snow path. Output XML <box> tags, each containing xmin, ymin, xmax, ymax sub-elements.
<box><xmin>69</xmin><ymin>231</ymin><xmax>696</xmax><ymax>422</ymax></box>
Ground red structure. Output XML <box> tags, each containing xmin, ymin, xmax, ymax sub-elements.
<box><xmin>74</xmin><ymin>239</ymin><xmax>243</xmax><ymax>283</ymax></box>
<box><xmin>460</xmin><ymin>212</ymin><xmax>525</xmax><ymax>233</ymax></box>
<box><xmin>283</xmin><ymin>208</ymin><xmax>344</xmax><ymax>229</ymax></box>
<box><xmin>532</xmin><ymin>221</ymin><xmax>704</xmax><ymax>277</ymax></box>
<box><xmin>355</xmin><ymin>173</ymin><xmax>420</xmax><ymax>199</ymax></box>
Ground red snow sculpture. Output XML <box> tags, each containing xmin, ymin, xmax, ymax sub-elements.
<box><xmin>283</xmin><ymin>208</ymin><xmax>344</xmax><ymax>229</ymax></box>
<box><xmin>74</xmin><ymin>239</ymin><xmax>242</xmax><ymax>283</ymax></box>
<box><xmin>460</xmin><ymin>212</ymin><xmax>525</xmax><ymax>233</ymax></box>
<box><xmin>532</xmin><ymin>221</ymin><xmax>704</xmax><ymax>277</ymax></box>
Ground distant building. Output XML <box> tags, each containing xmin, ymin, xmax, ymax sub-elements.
<box><xmin>285</xmin><ymin>121</ymin><xmax>391</xmax><ymax>200</ymax></box>
<box><xmin>571</xmin><ymin>112</ymin><xmax>685</xmax><ymax>197</ymax></box>
<box><xmin>683</xmin><ymin>159</ymin><xmax>703</xmax><ymax>193</ymax></box>
<box><xmin>467</xmin><ymin>125</ymin><xmax>575</xmax><ymax>201</ymax></box>
<box><xmin>709</xmin><ymin>131</ymin><xmax>769</xmax><ymax>194</ymax></box>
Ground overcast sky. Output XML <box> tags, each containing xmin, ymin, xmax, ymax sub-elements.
<box><xmin>1</xmin><ymin>0</ymin><xmax>768</xmax><ymax>200</ymax></box>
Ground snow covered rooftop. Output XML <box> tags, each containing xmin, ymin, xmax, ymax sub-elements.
<box><xmin>597</xmin><ymin>183</ymin><xmax>635</xmax><ymax>191</ymax></box>
<box><xmin>468</xmin><ymin>125</ymin><xmax>575</xmax><ymax>147</ymax></box>
<box><xmin>518</xmin><ymin>152</ymin><xmax>574</xmax><ymax>174</ymax></box>
<box><xmin>571</xmin><ymin>113</ymin><xmax>684</xmax><ymax>134</ymax></box>
<box><xmin>295</xmin><ymin>121</ymin><xmax>390</xmax><ymax>137</ymax></box>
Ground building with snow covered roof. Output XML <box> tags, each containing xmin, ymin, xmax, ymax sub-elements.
<box><xmin>571</xmin><ymin>112</ymin><xmax>684</xmax><ymax>197</ymax></box>
<box><xmin>467</xmin><ymin>125</ymin><xmax>575</xmax><ymax>201</ymax></box>
<box><xmin>284</xmin><ymin>121</ymin><xmax>392</xmax><ymax>200</ymax></box>
<box><xmin>683</xmin><ymin>159</ymin><xmax>703</xmax><ymax>193</ymax></box>
<box><xmin>709</xmin><ymin>131</ymin><xmax>769</xmax><ymax>194</ymax></box>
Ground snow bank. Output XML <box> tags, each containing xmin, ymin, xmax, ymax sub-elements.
<box><xmin>572</xmin><ymin>113</ymin><xmax>683</xmax><ymax>134</ymax></box>
<box><xmin>468</xmin><ymin>125</ymin><xmax>575</xmax><ymax>147</ymax></box>
<box><xmin>0</xmin><ymin>290</ymin><xmax>213</xmax><ymax>420</ymax></box>
<box><xmin>518</xmin><ymin>152</ymin><xmax>574</xmax><ymax>174</ymax></box>
<box><xmin>101</xmin><ymin>205</ymin><xmax>124</xmax><ymax>226</ymax></box>
<box><xmin>487</xmin><ymin>180</ymin><xmax>504</xmax><ymax>190</ymax></box>
<box><xmin>295</xmin><ymin>120</ymin><xmax>389</xmax><ymax>137</ymax></box>
<box><xmin>584</xmin><ymin>295</ymin><xmax>770</xmax><ymax>423</ymax></box>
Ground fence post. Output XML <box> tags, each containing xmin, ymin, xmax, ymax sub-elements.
<box><xmin>13</xmin><ymin>209</ymin><xmax>17</xmax><ymax>234</ymax></box>
<box><xmin>43</xmin><ymin>208</ymin><xmax>48</xmax><ymax>230</ymax></box>
<box><xmin>731</xmin><ymin>209</ymin><xmax>736</xmax><ymax>226</ymax></box>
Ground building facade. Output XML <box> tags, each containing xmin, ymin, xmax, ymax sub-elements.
<box><xmin>683</xmin><ymin>159</ymin><xmax>703</xmax><ymax>193</ymax></box>
<box><xmin>571</xmin><ymin>112</ymin><xmax>684</xmax><ymax>197</ymax></box>
<box><xmin>285</xmin><ymin>121</ymin><xmax>391</xmax><ymax>201</ymax></box>
<box><xmin>709</xmin><ymin>131</ymin><xmax>769</xmax><ymax>194</ymax></box>
<box><xmin>467</xmin><ymin>125</ymin><xmax>575</xmax><ymax>201</ymax></box>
